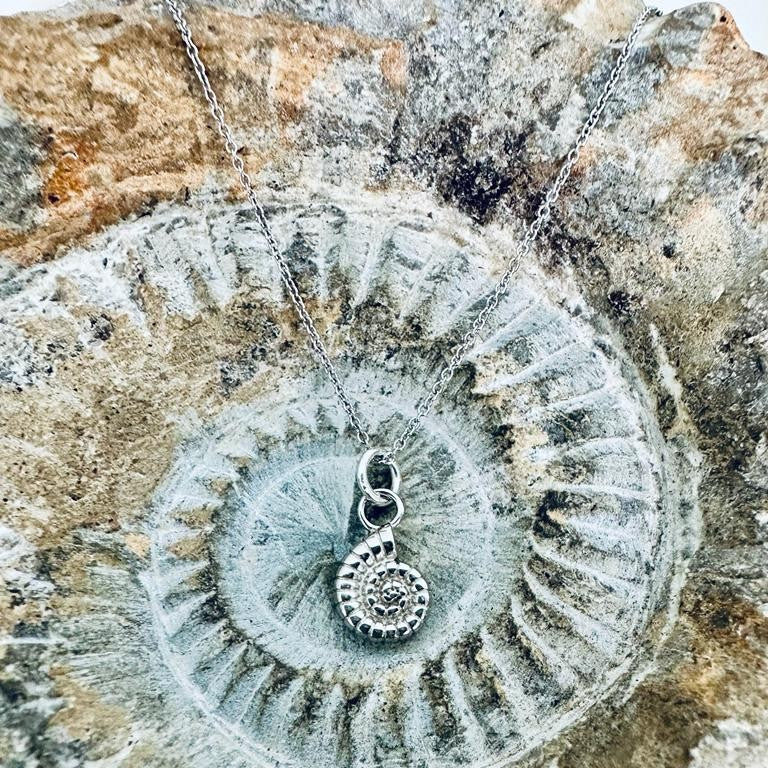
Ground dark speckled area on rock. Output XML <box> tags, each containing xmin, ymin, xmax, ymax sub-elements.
<box><xmin>0</xmin><ymin>111</ymin><xmax>47</xmax><ymax>230</ymax></box>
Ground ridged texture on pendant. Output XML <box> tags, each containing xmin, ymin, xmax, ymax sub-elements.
<box><xmin>335</xmin><ymin>525</ymin><xmax>429</xmax><ymax>640</ymax></box>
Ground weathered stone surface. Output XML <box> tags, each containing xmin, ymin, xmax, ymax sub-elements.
<box><xmin>0</xmin><ymin>1</ymin><xmax>765</xmax><ymax>767</ymax></box>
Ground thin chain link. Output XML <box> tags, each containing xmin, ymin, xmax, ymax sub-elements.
<box><xmin>164</xmin><ymin>0</ymin><xmax>659</xmax><ymax>461</ymax></box>
<box><xmin>163</xmin><ymin>0</ymin><xmax>371</xmax><ymax>447</ymax></box>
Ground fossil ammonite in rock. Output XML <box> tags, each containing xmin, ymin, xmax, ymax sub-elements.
<box><xmin>0</xmin><ymin>190</ymin><xmax>698</xmax><ymax>767</ymax></box>
<box><xmin>2</xmin><ymin>0</ymin><xmax>767</xmax><ymax>764</ymax></box>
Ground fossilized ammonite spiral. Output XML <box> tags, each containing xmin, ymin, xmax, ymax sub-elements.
<box><xmin>0</xmin><ymin>191</ymin><xmax>698</xmax><ymax>768</ymax></box>
<box><xmin>3</xmin><ymin>0</ymin><xmax>767</xmax><ymax>764</ymax></box>
<box><xmin>336</xmin><ymin>525</ymin><xmax>430</xmax><ymax>639</ymax></box>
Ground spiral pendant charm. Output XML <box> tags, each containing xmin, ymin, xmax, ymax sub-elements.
<box><xmin>336</xmin><ymin>448</ymin><xmax>429</xmax><ymax>641</ymax></box>
<box><xmin>335</xmin><ymin>524</ymin><xmax>429</xmax><ymax>640</ymax></box>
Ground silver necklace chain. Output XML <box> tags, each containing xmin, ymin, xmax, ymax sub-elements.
<box><xmin>164</xmin><ymin>0</ymin><xmax>659</xmax><ymax>463</ymax></box>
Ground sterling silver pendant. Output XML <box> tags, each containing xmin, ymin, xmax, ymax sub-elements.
<box><xmin>335</xmin><ymin>449</ymin><xmax>429</xmax><ymax>641</ymax></box>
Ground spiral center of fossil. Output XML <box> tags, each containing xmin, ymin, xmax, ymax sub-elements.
<box><xmin>201</xmin><ymin>419</ymin><xmax>498</xmax><ymax>667</ymax></box>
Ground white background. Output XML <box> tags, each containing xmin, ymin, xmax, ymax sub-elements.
<box><xmin>0</xmin><ymin>0</ymin><xmax>765</xmax><ymax>53</ymax></box>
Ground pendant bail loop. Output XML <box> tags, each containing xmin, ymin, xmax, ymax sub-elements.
<box><xmin>357</xmin><ymin>447</ymin><xmax>401</xmax><ymax>507</ymax></box>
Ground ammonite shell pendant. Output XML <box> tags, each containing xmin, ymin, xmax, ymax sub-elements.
<box><xmin>335</xmin><ymin>524</ymin><xmax>429</xmax><ymax>641</ymax></box>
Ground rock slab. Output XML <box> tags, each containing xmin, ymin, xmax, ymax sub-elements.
<box><xmin>0</xmin><ymin>1</ymin><xmax>766</xmax><ymax>767</ymax></box>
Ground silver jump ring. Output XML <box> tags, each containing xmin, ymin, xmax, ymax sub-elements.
<box><xmin>356</xmin><ymin>447</ymin><xmax>401</xmax><ymax>507</ymax></box>
<box><xmin>357</xmin><ymin>488</ymin><xmax>405</xmax><ymax>532</ymax></box>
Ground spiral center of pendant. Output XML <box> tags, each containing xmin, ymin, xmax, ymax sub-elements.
<box><xmin>380</xmin><ymin>580</ymin><xmax>408</xmax><ymax>606</ymax></box>
<box><xmin>368</xmin><ymin>573</ymin><xmax>411</xmax><ymax>617</ymax></box>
